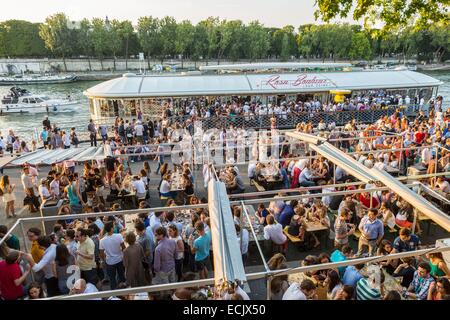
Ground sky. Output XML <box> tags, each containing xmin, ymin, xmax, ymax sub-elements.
<box><xmin>0</xmin><ymin>0</ymin><xmax>362</xmax><ymax>27</ymax></box>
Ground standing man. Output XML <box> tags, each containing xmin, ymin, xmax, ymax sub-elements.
<box><xmin>153</xmin><ymin>226</ymin><xmax>177</xmax><ymax>284</ymax></box>
<box><xmin>76</xmin><ymin>228</ymin><xmax>98</xmax><ymax>286</ymax></box>
<box><xmin>25</xmin><ymin>235</ymin><xmax>60</xmax><ymax>297</ymax></box>
<box><xmin>99</xmin><ymin>222</ymin><xmax>126</xmax><ymax>290</ymax></box>
<box><xmin>21</xmin><ymin>166</ymin><xmax>40</xmax><ymax>213</ymax></box>
<box><xmin>88</xmin><ymin>119</ymin><xmax>97</xmax><ymax>147</ymax></box>
<box><xmin>43</xmin><ymin>116</ymin><xmax>51</xmax><ymax>130</ymax></box>
<box><xmin>135</xmin><ymin>120</ymin><xmax>144</xmax><ymax>144</ymax></box>
<box><xmin>191</xmin><ymin>221</ymin><xmax>211</xmax><ymax>280</ymax></box>
<box><xmin>357</xmin><ymin>209</ymin><xmax>384</xmax><ymax>257</ymax></box>
<box><xmin>99</xmin><ymin>124</ymin><xmax>108</xmax><ymax>144</ymax></box>
<box><xmin>104</xmin><ymin>156</ymin><xmax>117</xmax><ymax>186</ymax></box>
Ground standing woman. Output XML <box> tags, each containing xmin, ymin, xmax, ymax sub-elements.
<box><xmin>0</xmin><ymin>175</ymin><xmax>16</xmax><ymax>218</ymax></box>
<box><xmin>53</xmin><ymin>244</ymin><xmax>75</xmax><ymax>294</ymax></box>
<box><xmin>168</xmin><ymin>224</ymin><xmax>185</xmax><ymax>281</ymax></box>
<box><xmin>123</xmin><ymin>232</ymin><xmax>148</xmax><ymax>288</ymax></box>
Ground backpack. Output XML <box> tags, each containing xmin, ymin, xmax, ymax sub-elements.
<box><xmin>126</xmin><ymin>126</ymin><xmax>133</xmax><ymax>138</ymax></box>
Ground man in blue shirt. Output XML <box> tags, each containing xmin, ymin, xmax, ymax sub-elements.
<box><xmin>356</xmin><ymin>209</ymin><xmax>384</xmax><ymax>257</ymax></box>
<box><xmin>342</xmin><ymin>263</ymin><xmax>364</xmax><ymax>288</ymax></box>
<box><xmin>391</xmin><ymin>227</ymin><xmax>421</xmax><ymax>253</ymax></box>
<box><xmin>191</xmin><ymin>221</ymin><xmax>211</xmax><ymax>280</ymax></box>
<box><xmin>277</xmin><ymin>203</ymin><xmax>294</xmax><ymax>228</ymax></box>
<box><xmin>331</xmin><ymin>245</ymin><xmax>354</xmax><ymax>277</ymax></box>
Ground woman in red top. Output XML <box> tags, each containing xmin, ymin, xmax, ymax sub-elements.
<box><xmin>0</xmin><ymin>251</ymin><xmax>31</xmax><ymax>300</ymax></box>
<box><xmin>358</xmin><ymin>191</ymin><xmax>379</xmax><ymax>209</ymax></box>
<box><xmin>428</xmin><ymin>278</ymin><xmax>450</xmax><ymax>300</ymax></box>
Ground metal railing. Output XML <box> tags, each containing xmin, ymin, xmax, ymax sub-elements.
<box><xmin>1</xmin><ymin>172</ymin><xmax>448</xmax><ymax>300</ymax></box>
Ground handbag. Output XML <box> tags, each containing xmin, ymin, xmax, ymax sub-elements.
<box><xmin>142</xmin><ymin>260</ymin><xmax>150</xmax><ymax>270</ymax></box>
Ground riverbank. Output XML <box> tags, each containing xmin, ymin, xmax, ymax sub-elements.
<box><xmin>1</xmin><ymin>57</ymin><xmax>449</xmax><ymax>75</ymax></box>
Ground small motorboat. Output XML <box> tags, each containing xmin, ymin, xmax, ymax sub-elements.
<box><xmin>0</xmin><ymin>87</ymin><xmax>80</xmax><ymax>114</ymax></box>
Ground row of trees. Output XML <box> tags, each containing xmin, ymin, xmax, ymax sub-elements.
<box><xmin>0</xmin><ymin>14</ymin><xmax>449</xmax><ymax>71</ymax></box>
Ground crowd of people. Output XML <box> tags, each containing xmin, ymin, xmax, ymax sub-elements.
<box><xmin>0</xmin><ymin>94</ymin><xmax>449</xmax><ymax>301</ymax></box>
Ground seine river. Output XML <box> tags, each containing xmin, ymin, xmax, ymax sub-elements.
<box><xmin>0</xmin><ymin>71</ymin><xmax>449</xmax><ymax>141</ymax></box>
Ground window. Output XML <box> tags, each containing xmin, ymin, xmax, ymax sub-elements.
<box><xmin>22</xmin><ymin>98</ymin><xmax>28</xmax><ymax>103</ymax></box>
<box><xmin>35</xmin><ymin>98</ymin><xmax>43</xmax><ymax>103</ymax></box>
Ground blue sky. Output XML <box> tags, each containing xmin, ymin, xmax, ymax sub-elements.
<box><xmin>0</xmin><ymin>0</ymin><xmax>360</xmax><ymax>27</ymax></box>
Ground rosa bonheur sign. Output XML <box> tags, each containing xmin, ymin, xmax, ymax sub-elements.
<box><xmin>255</xmin><ymin>74</ymin><xmax>334</xmax><ymax>90</ymax></box>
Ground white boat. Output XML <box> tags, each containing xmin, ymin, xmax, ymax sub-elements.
<box><xmin>0</xmin><ymin>87</ymin><xmax>80</xmax><ymax>114</ymax></box>
<box><xmin>0</xmin><ymin>74</ymin><xmax>77</xmax><ymax>85</ymax></box>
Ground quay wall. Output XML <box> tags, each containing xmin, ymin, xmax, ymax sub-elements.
<box><xmin>1</xmin><ymin>58</ymin><xmax>446</xmax><ymax>75</ymax></box>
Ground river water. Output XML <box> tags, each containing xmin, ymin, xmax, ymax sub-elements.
<box><xmin>0</xmin><ymin>71</ymin><xmax>449</xmax><ymax>141</ymax></box>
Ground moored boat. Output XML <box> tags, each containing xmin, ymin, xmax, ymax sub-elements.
<box><xmin>0</xmin><ymin>74</ymin><xmax>77</xmax><ymax>85</ymax></box>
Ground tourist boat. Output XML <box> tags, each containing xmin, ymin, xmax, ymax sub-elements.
<box><xmin>0</xmin><ymin>74</ymin><xmax>77</xmax><ymax>85</ymax></box>
<box><xmin>83</xmin><ymin>64</ymin><xmax>442</xmax><ymax>126</ymax></box>
<box><xmin>0</xmin><ymin>87</ymin><xmax>80</xmax><ymax>114</ymax></box>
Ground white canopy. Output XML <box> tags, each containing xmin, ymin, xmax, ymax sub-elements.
<box><xmin>199</xmin><ymin>62</ymin><xmax>352</xmax><ymax>71</ymax></box>
<box><xmin>84</xmin><ymin>70</ymin><xmax>442</xmax><ymax>99</ymax></box>
<box><xmin>208</xmin><ymin>180</ymin><xmax>247</xmax><ymax>287</ymax></box>
<box><xmin>10</xmin><ymin>146</ymin><xmax>109</xmax><ymax>166</ymax></box>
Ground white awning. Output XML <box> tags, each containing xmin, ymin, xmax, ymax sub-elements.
<box><xmin>9</xmin><ymin>146</ymin><xmax>109</xmax><ymax>166</ymax></box>
<box><xmin>84</xmin><ymin>70</ymin><xmax>442</xmax><ymax>98</ymax></box>
<box><xmin>199</xmin><ymin>62</ymin><xmax>352</xmax><ymax>71</ymax></box>
<box><xmin>208</xmin><ymin>180</ymin><xmax>247</xmax><ymax>288</ymax></box>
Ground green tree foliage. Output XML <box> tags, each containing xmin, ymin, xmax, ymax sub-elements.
<box><xmin>0</xmin><ymin>20</ymin><xmax>47</xmax><ymax>57</ymax></box>
<box><xmin>0</xmin><ymin>13</ymin><xmax>446</xmax><ymax>65</ymax></box>
<box><xmin>273</xmin><ymin>26</ymin><xmax>298</xmax><ymax>60</ymax></box>
<box><xmin>175</xmin><ymin>20</ymin><xmax>195</xmax><ymax>65</ymax></box>
<box><xmin>159</xmin><ymin>16</ymin><xmax>177</xmax><ymax>62</ymax></box>
<box><xmin>116</xmin><ymin>20</ymin><xmax>134</xmax><ymax>69</ymax></box>
<box><xmin>137</xmin><ymin>16</ymin><xmax>162</xmax><ymax>67</ymax></box>
<box><xmin>191</xmin><ymin>23</ymin><xmax>209</xmax><ymax>63</ymax></box>
<box><xmin>348</xmin><ymin>32</ymin><xmax>372</xmax><ymax>61</ymax></box>
<box><xmin>90</xmin><ymin>18</ymin><xmax>111</xmax><ymax>70</ymax></box>
<box><xmin>39</xmin><ymin>13</ymin><xmax>73</xmax><ymax>71</ymax></box>
<box><xmin>109</xmin><ymin>19</ymin><xmax>123</xmax><ymax>70</ymax></box>
<box><xmin>314</xmin><ymin>0</ymin><xmax>449</xmax><ymax>31</ymax></box>
<box><xmin>76</xmin><ymin>19</ymin><xmax>94</xmax><ymax>70</ymax></box>
<box><xmin>244</xmin><ymin>21</ymin><xmax>270</xmax><ymax>61</ymax></box>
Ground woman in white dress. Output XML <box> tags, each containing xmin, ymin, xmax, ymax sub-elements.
<box><xmin>0</xmin><ymin>175</ymin><xmax>16</xmax><ymax>218</ymax></box>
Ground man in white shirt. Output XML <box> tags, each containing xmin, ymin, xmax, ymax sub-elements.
<box><xmin>263</xmin><ymin>215</ymin><xmax>287</xmax><ymax>254</ymax></box>
<box><xmin>299</xmin><ymin>164</ymin><xmax>316</xmax><ymax>187</ymax></box>
<box><xmin>235</xmin><ymin>224</ymin><xmax>249</xmax><ymax>264</ymax></box>
<box><xmin>247</xmin><ymin>161</ymin><xmax>257</xmax><ymax>180</ymax></box>
<box><xmin>435</xmin><ymin>177</ymin><xmax>450</xmax><ymax>194</ymax></box>
<box><xmin>135</xmin><ymin>121</ymin><xmax>144</xmax><ymax>143</ymax></box>
<box><xmin>132</xmin><ymin>175</ymin><xmax>147</xmax><ymax>199</ymax></box>
<box><xmin>99</xmin><ymin>222</ymin><xmax>126</xmax><ymax>290</ymax></box>
<box><xmin>374</xmin><ymin>159</ymin><xmax>387</xmax><ymax>171</ymax></box>
<box><xmin>71</xmin><ymin>279</ymin><xmax>101</xmax><ymax>300</ymax></box>
<box><xmin>24</xmin><ymin>236</ymin><xmax>59</xmax><ymax>296</ymax></box>
<box><xmin>49</xmin><ymin>173</ymin><xmax>60</xmax><ymax>198</ymax></box>
<box><xmin>38</xmin><ymin>178</ymin><xmax>52</xmax><ymax>203</ymax></box>
<box><xmin>282</xmin><ymin>279</ymin><xmax>317</xmax><ymax>300</ymax></box>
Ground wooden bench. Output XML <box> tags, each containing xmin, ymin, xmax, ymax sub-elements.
<box><xmin>283</xmin><ymin>226</ymin><xmax>302</xmax><ymax>243</ymax></box>
<box><xmin>251</xmin><ymin>179</ymin><xmax>266</xmax><ymax>192</ymax></box>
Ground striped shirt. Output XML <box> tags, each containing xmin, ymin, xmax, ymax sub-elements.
<box><xmin>356</xmin><ymin>278</ymin><xmax>381</xmax><ymax>300</ymax></box>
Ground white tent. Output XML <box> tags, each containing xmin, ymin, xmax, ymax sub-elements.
<box><xmin>84</xmin><ymin>70</ymin><xmax>442</xmax><ymax>99</ymax></box>
<box><xmin>208</xmin><ymin>180</ymin><xmax>247</xmax><ymax>289</ymax></box>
